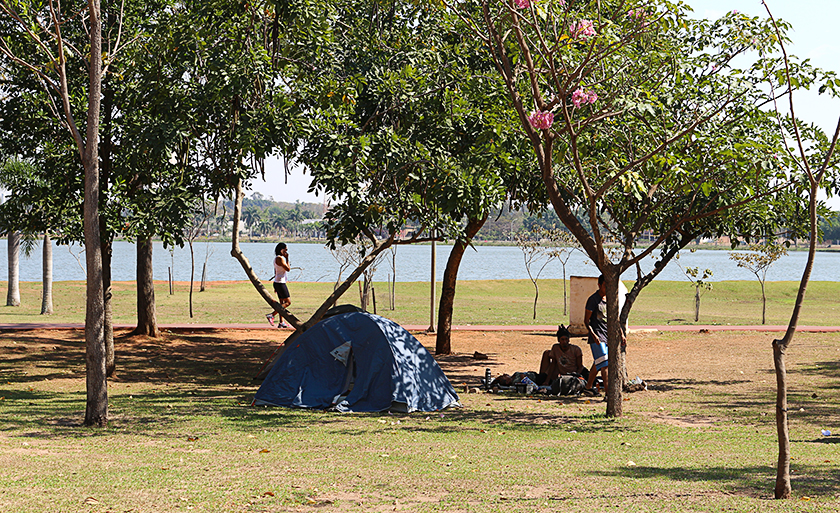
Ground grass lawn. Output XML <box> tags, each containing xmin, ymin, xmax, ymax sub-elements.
<box><xmin>0</xmin><ymin>328</ymin><xmax>838</xmax><ymax>512</ymax></box>
<box><xmin>1</xmin><ymin>278</ymin><xmax>840</xmax><ymax>327</ymax></box>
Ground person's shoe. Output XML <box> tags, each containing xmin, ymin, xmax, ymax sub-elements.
<box><xmin>278</xmin><ymin>321</ymin><xmax>290</xmax><ymax>328</ymax></box>
<box><xmin>265</xmin><ymin>314</ymin><xmax>275</xmax><ymax>327</ymax></box>
<box><xmin>583</xmin><ymin>388</ymin><xmax>600</xmax><ymax>397</ymax></box>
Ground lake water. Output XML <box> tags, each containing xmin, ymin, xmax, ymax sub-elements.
<box><xmin>1</xmin><ymin>239</ymin><xmax>838</xmax><ymax>283</ymax></box>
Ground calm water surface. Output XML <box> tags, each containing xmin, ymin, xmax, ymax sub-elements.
<box><xmin>2</xmin><ymin>239</ymin><xmax>839</xmax><ymax>283</ymax></box>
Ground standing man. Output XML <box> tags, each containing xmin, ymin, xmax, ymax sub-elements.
<box><xmin>266</xmin><ymin>243</ymin><xmax>291</xmax><ymax>328</ymax></box>
<box><xmin>583</xmin><ymin>275</ymin><xmax>625</xmax><ymax>395</ymax></box>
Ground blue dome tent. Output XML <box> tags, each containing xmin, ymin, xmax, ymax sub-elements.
<box><xmin>252</xmin><ymin>311</ymin><xmax>460</xmax><ymax>413</ymax></box>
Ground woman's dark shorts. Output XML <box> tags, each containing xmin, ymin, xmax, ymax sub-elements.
<box><xmin>273</xmin><ymin>282</ymin><xmax>290</xmax><ymax>299</ymax></box>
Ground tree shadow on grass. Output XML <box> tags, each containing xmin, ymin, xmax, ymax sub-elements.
<box><xmin>595</xmin><ymin>463</ymin><xmax>840</xmax><ymax>498</ymax></box>
<box><xmin>646</xmin><ymin>378</ymin><xmax>751</xmax><ymax>392</ymax></box>
<box><xmin>0</xmin><ymin>330</ymin><xmax>708</xmax><ymax>440</ymax></box>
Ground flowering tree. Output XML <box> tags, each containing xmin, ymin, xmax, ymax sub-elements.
<box><xmin>446</xmin><ymin>0</ymin><xmax>809</xmax><ymax>416</ymax></box>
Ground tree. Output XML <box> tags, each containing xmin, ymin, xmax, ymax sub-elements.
<box><xmin>447</xmin><ymin>0</ymin><xmax>806</xmax><ymax>416</ymax></box>
<box><xmin>675</xmin><ymin>254</ymin><xmax>712</xmax><ymax>323</ymax></box>
<box><xmin>534</xmin><ymin>226</ymin><xmax>578</xmax><ymax>316</ymax></box>
<box><xmin>728</xmin><ymin>242</ymin><xmax>787</xmax><ymax>325</ymax></box>
<box><xmin>758</xmin><ymin>1</ymin><xmax>840</xmax><ymax>499</ymax></box>
<box><xmin>515</xmin><ymin>230</ymin><xmax>559</xmax><ymax>319</ymax></box>
<box><xmin>0</xmin><ymin>0</ymin><xmax>112</xmax><ymax>426</ymax></box>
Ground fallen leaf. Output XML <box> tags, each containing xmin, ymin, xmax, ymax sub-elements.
<box><xmin>83</xmin><ymin>497</ymin><xmax>99</xmax><ymax>505</ymax></box>
<box><xmin>259</xmin><ymin>449</ymin><xmax>270</xmax><ymax>454</ymax></box>
<box><xmin>627</xmin><ymin>461</ymin><xmax>637</xmax><ymax>467</ymax></box>
<box><xmin>262</xmin><ymin>491</ymin><xmax>275</xmax><ymax>497</ymax></box>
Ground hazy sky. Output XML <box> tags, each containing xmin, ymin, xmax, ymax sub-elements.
<box><xmin>249</xmin><ymin>1</ymin><xmax>840</xmax><ymax>206</ymax></box>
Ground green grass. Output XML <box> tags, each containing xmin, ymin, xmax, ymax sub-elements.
<box><xmin>2</xmin><ymin>278</ymin><xmax>840</xmax><ymax>327</ymax></box>
<box><xmin>1</xmin><ymin>329</ymin><xmax>838</xmax><ymax>511</ymax></box>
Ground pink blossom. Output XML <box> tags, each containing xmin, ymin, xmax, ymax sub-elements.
<box><xmin>528</xmin><ymin>110</ymin><xmax>554</xmax><ymax>130</ymax></box>
<box><xmin>570</xmin><ymin>19</ymin><xmax>596</xmax><ymax>40</ymax></box>
<box><xmin>627</xmin><ymin>8</ymin><xmax>646</xmax><ymax>19</ymax></box>
<box><xmin>514</xmin><ymin>0</ymin><xmax>530</xmax><ymax>8</ymax></box>
<box><xmin>571</xmin><ymin>88</ymin><xmax>598</xmax><ymax>108</ymax></box>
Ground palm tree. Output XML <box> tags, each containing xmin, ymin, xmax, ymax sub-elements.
<box><xmin>271</xmin><ymin>213</ymin><xmax>287</xmax><ymax>238</ymax></box>
<box><xmin>41</xmin><ymin>232</ymin><xmax>53</xmax><ymax>314</ymax></box>
<box><xmin>6</xmin><ymin>230</ymin><xmax>20</xmax><ymax>306</ymax></box>
<box><xmin>241</xmin><ymin>207</ymin><xmax>261</xmax><ymax>241</ymax></box>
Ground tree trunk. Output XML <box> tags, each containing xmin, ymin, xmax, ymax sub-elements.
<box><xmin>694</xmin><ymin>284</ymin><xmax>700</xmax><ymax>322</ymax></box>
<box><xmin>773</xmin><ymin>339</ymin><xmax>791</xmax><ymax>498</ymax></box>
<box><xmin>133</xmin><ymin>236</ymin><xmax>158</xmax><ymax>336</ymax></box>
<box><xmin>189</xmin><ymin>238</ymin><xmax>195</xmax><ymax>318</ymax></box>
<box><xmin>562</xmin><ymin>266</ymin><xmax>567</xmax><ymax>316</ymax></box>
<box><xmin>435</xmin><ymin>216</ymin><xmax>486</xmax><ymax>355</ymax></box>
<box><xmin>604</xmin><ymin>269</ymin><xmax>625</xmax><ymax>418</ymax></box>
<box><xmin>82</xmin><ymin>0</ymin><xmax>107</xmax><ymax>427</ymax></box>
<box><xmin>6</xmin><ymin>231</ymin><xmax>20</xmax><ymax>306</ymax></box>
<box><xmin>102</xmin><ymin>237</ymin><xmax>115</xmax><ymax>377</ymax></box>
<box><xmin>40</xmin><ymin>232</ymin><xmax>53</xmax><ymax>314</ymax></box>
<box><xmin>200</xmin><ymin>261</ymin><xmax>207</xmax><ymax>292</ymax></box>
<box><xmin>761</xmin><ymin>280</ymin><xmax>767</xmax><ymax>325</ymax></box>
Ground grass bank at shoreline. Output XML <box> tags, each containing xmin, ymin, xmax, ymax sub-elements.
<box><xmin>1</xmin><ymin>278</ymin><xmax>839</xmax><ymax>327</ymax></box>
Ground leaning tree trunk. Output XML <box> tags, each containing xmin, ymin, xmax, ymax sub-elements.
<box><xmin>6</xmin><ymin>231</ymin><xmax>20</xmax><ymax>306</ymax></box>
<box><xmin>40</xmin><ymin>232</ymin><xmax>53</xmax><ymax>315</ymax></box>
<box><xmin>102</xmin><ymin>236</ymin><xmax>115</xmax><ymax>377</ymax></box>
<box><xmin>435</xmin><ymin>216</ymin><xmax>486</xmax><ymax>355</ymax></box>
<box><xmin>132</xmin><ymin>236</ymin><xmax>158</xmax><ymax>336</ymax></box>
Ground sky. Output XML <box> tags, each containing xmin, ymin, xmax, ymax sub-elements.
<box><xmin>250</xmin><ymin>0</ymin><xmax>840</xmax><ymax>209</ymax></box>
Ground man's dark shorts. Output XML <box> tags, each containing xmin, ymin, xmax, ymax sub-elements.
<box><xmin>273</xmin><ymin>282</ymin><xmax>290</xmax><ymax>299</ymax></box>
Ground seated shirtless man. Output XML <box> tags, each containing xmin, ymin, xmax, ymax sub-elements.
<box><xmin>539</xmin><ymin>325</ymin><xmax>588</xmax><ymax>383</ymax></box>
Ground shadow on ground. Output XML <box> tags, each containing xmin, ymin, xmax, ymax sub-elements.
<box><xmin>596</xmin><ymin>463</ymin><xmax>840</xmax><ymax>498</ymax></box>
<box><xmin>1</xmin><ymin>329</ymin><xmax>620</xmax><ymax>438</ymax></box>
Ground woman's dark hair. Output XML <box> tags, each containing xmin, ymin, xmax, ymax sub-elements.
<box><xmin>275</xmin><ymin>242</ymin><xmax>287</xmax><ymax>255</ymax></box>
<box><xmin>556</xmin><ymin>324</ymin><xmax>570</xmax><ymax>340</ymax></box>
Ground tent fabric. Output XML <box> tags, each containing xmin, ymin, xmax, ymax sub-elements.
<box><xmin>252</xmin><ymin>312</ymin><xmax>460</xmax><ymax>413</ymax></box>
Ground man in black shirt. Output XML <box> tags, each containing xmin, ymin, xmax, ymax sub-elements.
<box><xmin>583</xmin><ymin>275</ymin><xmax>625</xmax><ymax>395</ymax></box>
